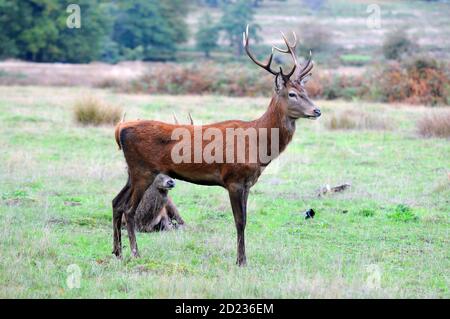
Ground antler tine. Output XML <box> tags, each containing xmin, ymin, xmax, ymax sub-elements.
<box><xmin>172</xmin><ymin>112</ymin><xmax>179</xmax><ymax>124</ymax></box>
<box><xmin>243</xmin><ymin>25</ymin><xmax>278</xmax><ymax>76</ymax></box>
<box><xmin>284</xmin><ymin>64</ymin><xmax>296</xmax><ymax>79</ymax></box>
<box><xmin>272</xmin><ymin>31</ymin><xmax>298</xmax><ymax>79</ymax></box>
<box><xmin>273</xmin><ymin>31</ymin><xmax>298</xmax><ymax>64</ymax></box>
<box><xmin>297</xmin><ymin>50</ymin><xmax>314</xmax><ymax>81</ymax></box>
<box><xmin>273</xmin><ymin>31</ymin><xmax>297</xmax><ymax>52</ymax></box>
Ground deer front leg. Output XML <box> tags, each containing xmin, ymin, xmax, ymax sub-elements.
<box><xmin>124</xmin><ymin>205</ymin><xmax>139</xmax><ymax>257</ymax></box>
<box><xmin>125</xmin><ymin>175</ymin><xmax>154</xmax><ymax>257</ymax></box>
<box><xmin>113</xmin><ymin>207</ymin><xmax>124</xmax><ymax>258</ymax></box>
<box><xmin>112</xmin><ymin>176</ymin><xmax>131</xmax><ymax>258</ymax></box>
<box><xmin>228</xmin><ymin>186</ymin><xmax>249</xmax><ymax>267</ymax></box>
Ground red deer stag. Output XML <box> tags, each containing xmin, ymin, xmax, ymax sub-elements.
<box><xmin>112</xmin><ymin>25</ymin><xmax>321</xmax><ymax>266</ymax></box>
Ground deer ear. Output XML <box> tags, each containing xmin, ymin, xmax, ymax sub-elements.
<box><xmin>274</xmin><ymin>73</ymin><xmax>285</xmax><ymax>94</ymax></box>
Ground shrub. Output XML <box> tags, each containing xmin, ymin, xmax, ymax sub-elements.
<box><xmin>382</xmin><ymin>29</ymin><xmax>416</xmax><ymax>60</ymax></box>
<box><xmin>359</xmin><ymin>209</ymin><xmax>375</xmax><ymax>217</ymax></box>
<box><xmin>326</xmin><ymin>110</ymin><xmax>391</xmax><ymax>130</ymax></box>
<box><xmin>73</xmin><ymin>96</ymin><xmax>122</xmax><ymax>126</ymax></box>
<box><xmin>376</xmin><ymin>57</ymin><xmax>450</xmax><ymax>105</ymax></box>
<box><xmin>417</xmin><ymin>111</ymin><xmax>450</xmax><ymax>138</ymax></box>
<box><xmin>387</xmin><ymin>204</ymin><xmax>418</xmax><ymax>222</ymax></box>
<box><xmin>106</xmin><ymin>59</ymin><xmax>449</xmax><ymax>106</ymax></box>
<box><xmin>320</xmin><ymin>74</ymin><xmax>366</xmax><ymax>101</ymax></box>
<box><xmin>304</xmin><ymin>76</ymin><xmax>324</xmax><ymax>98</ymax></box>
<box><xmin>123</xmin><ymin>62</ymin><xmax>273</xmax><ymax>96</ymax></box>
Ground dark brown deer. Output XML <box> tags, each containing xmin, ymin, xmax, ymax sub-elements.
<box><xmin>112</xmin><ymin>26</ymin><xmax>320</xmax><ymax>266</ymax></box>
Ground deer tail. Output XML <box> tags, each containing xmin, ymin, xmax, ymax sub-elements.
<box><xmin>115</xmin><ymin>112</ymin><xmax>126</xmax><ymax>150</ymax></box>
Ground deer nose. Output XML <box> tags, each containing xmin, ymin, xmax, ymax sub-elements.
<box><xmin>313</xmin><ymin>109</ymin><xmax>321</xmax><ymax>117</ymax></box>
<box><xmin>166</xmin><ymin>179</ymin><xmax>175</xmax><ymax>188</ymax></box>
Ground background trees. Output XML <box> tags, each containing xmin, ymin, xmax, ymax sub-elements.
<box><xmin>0</xmin><ymin>0</ymin><xmax>263</xmax><ymax>62</ymax></box>
<box><xmin>0</xmin><ymin>0</ymin><xmax>109</xmax><ymax>63</ymax></box>
<box><xmin>0</xmin><ymin>0</ymin><xmax>444</xmax><ymax>64</ymax></box>
<box><xmin>195</xmin><ymin>13</ymin><xmax>219</xmax><ymax>58</ymax></box>
<box><xmin>219</xmin><ymin>0</ymin><xmax>259</xmax><ymax>56</ymax></box>
<box><xmin>0</xmin><ymin>0</ymin><xmax>189</xmax><ymax>63</ymax></box>
<box><xmin>112</xmin><ymin>0</ymin><xmax>189</xmax><ymax>61</ymax></box>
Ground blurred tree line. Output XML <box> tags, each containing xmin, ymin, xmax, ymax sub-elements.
<box><xmin>0</xmin><ymin>0</ymin><xmax>263</xmax><ymax>63</ymax></box>
<box><xmin>196</xmin><ymin>0</ymin><xmax>259</xmax><ymax>57</ymax></box>
<box><xmin>0</xmin><ymin>0</ymin><xmax>111</xmax><ymax>63</ymax></box>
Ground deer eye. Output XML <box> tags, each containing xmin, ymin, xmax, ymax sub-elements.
<box><xmin>288</xmin><ymin>92</ymin><xmax>297</xmax><ymax>98</ymax></box>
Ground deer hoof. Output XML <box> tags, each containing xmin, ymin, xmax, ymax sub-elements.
<box><xmin>236</xmin><ymin>259</ymin><xmax>247</xmax><ymax>267</ymax></box>
<box><xmin>112</xmin><ymin>250</ymin><xmax>122</xmax><ymax>260</ymax></box>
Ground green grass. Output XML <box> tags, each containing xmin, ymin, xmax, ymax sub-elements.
<box><xmin>339</xmin><ymin>54</ymin><xmax>372</xmax><ymax>66</ymax></box>
<box><xmin>0</xmin><ymin>86</ymin><xmax>449</xmax><ymax>298</ymax></box>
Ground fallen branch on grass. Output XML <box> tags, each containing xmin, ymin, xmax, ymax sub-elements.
<box><xmin>317</xmin><ymin>183</ymin><xmax>351</xmax><ymax>197</ymax></box>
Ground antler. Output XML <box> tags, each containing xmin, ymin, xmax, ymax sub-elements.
<box><xmin>296</xmin><ymin>50</ymin><xmax>313</xmax><ymax>83</ymax></box>
<box><xmin>273</xmin><ymin>31</ymin><xmax>314</xmax><ymax>83</ymax></box>
<box><xmin>273</xmin><ymin>31</ymin><xmax>298</xmax><ymax>66</ymax></box>
<box><xmin>243</xmin><ymin>25</ymin><xmax>278</xmax><ymax>76</ymax></box>
<box><xmin>243</xmin><ymin>25</ymin><xmax>297</xmax><ymax>79</ymax></box>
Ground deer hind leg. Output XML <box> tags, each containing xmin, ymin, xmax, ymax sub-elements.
<box><xmin>228</xmin><ymin>185</ymin><xmax>249</xmax><ymax>267</ymax></box>
<box><xmin>112</xmin><ymin>174</ymin><xmax>131</xmax><ymax>258</ymax></box>
<box><xmin>125</xmin><ymin>171</ymin><xmax>155</xmax><ymax>257</ymax></box>
<box><xmin>166</xmin><ymin>196</ymin><xmax>185</xmax><ymax>227</ymax></box>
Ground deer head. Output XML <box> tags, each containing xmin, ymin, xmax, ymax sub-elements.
<box><xmin>243</xmin><ymin>25</ymin><xmax>321</xmax><ymax>120</ymax></box>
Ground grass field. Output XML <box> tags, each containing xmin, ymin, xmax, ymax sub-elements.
<box><xmin>0</xmin><ymin>86</ymin><xmax>449</xmax><ymax>298</ymax></box>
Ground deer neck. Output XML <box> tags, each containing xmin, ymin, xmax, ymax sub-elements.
<box><xmin>255</xmin><ymin>95</ymin><xmax>296</xmax><ymax>156</ymax></box>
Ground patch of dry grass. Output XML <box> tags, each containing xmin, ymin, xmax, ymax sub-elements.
<box><xmin>417</xmin><ymin>111</ymin><xmax>450</xmax><ymax>138</ymax></box>
<box><xmin>73</xmin><ymin>96</ymin><xmax>122</xmax><ymax>126</ymax></box>
<box><xmin>325</xmin><ymin>110</ymin><xmax>392</xmax><ymax>130</ymax></box>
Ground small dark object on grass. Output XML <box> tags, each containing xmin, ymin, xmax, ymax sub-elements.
<box><xmin>304</xmin><ymin>209</ymin><xmax>315</xmax><ymax>219</ymax></box>
<box><xmin>342</xmin><ymin>210</ymin><xmax>348</xmax><ymax>214</ymax></box>
<box><xmin>332</xmin><ymin>183</ymin><xmax>351</xmax><ymax>192</ymax></box>
<box><xmin>64</xmin><ymin>201</ymin><xmax>81</xmax><ymax>207</ymax></box>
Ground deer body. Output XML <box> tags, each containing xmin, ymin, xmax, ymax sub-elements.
<box><xmin>116</xmin><ymin>96</ymin><xmax>294</xmax><ymax>188</ymax></box>
<box><xmin>112</xmin><ymin>26</ymin><xmax>320</xmax><ymax>266</ymax></box>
